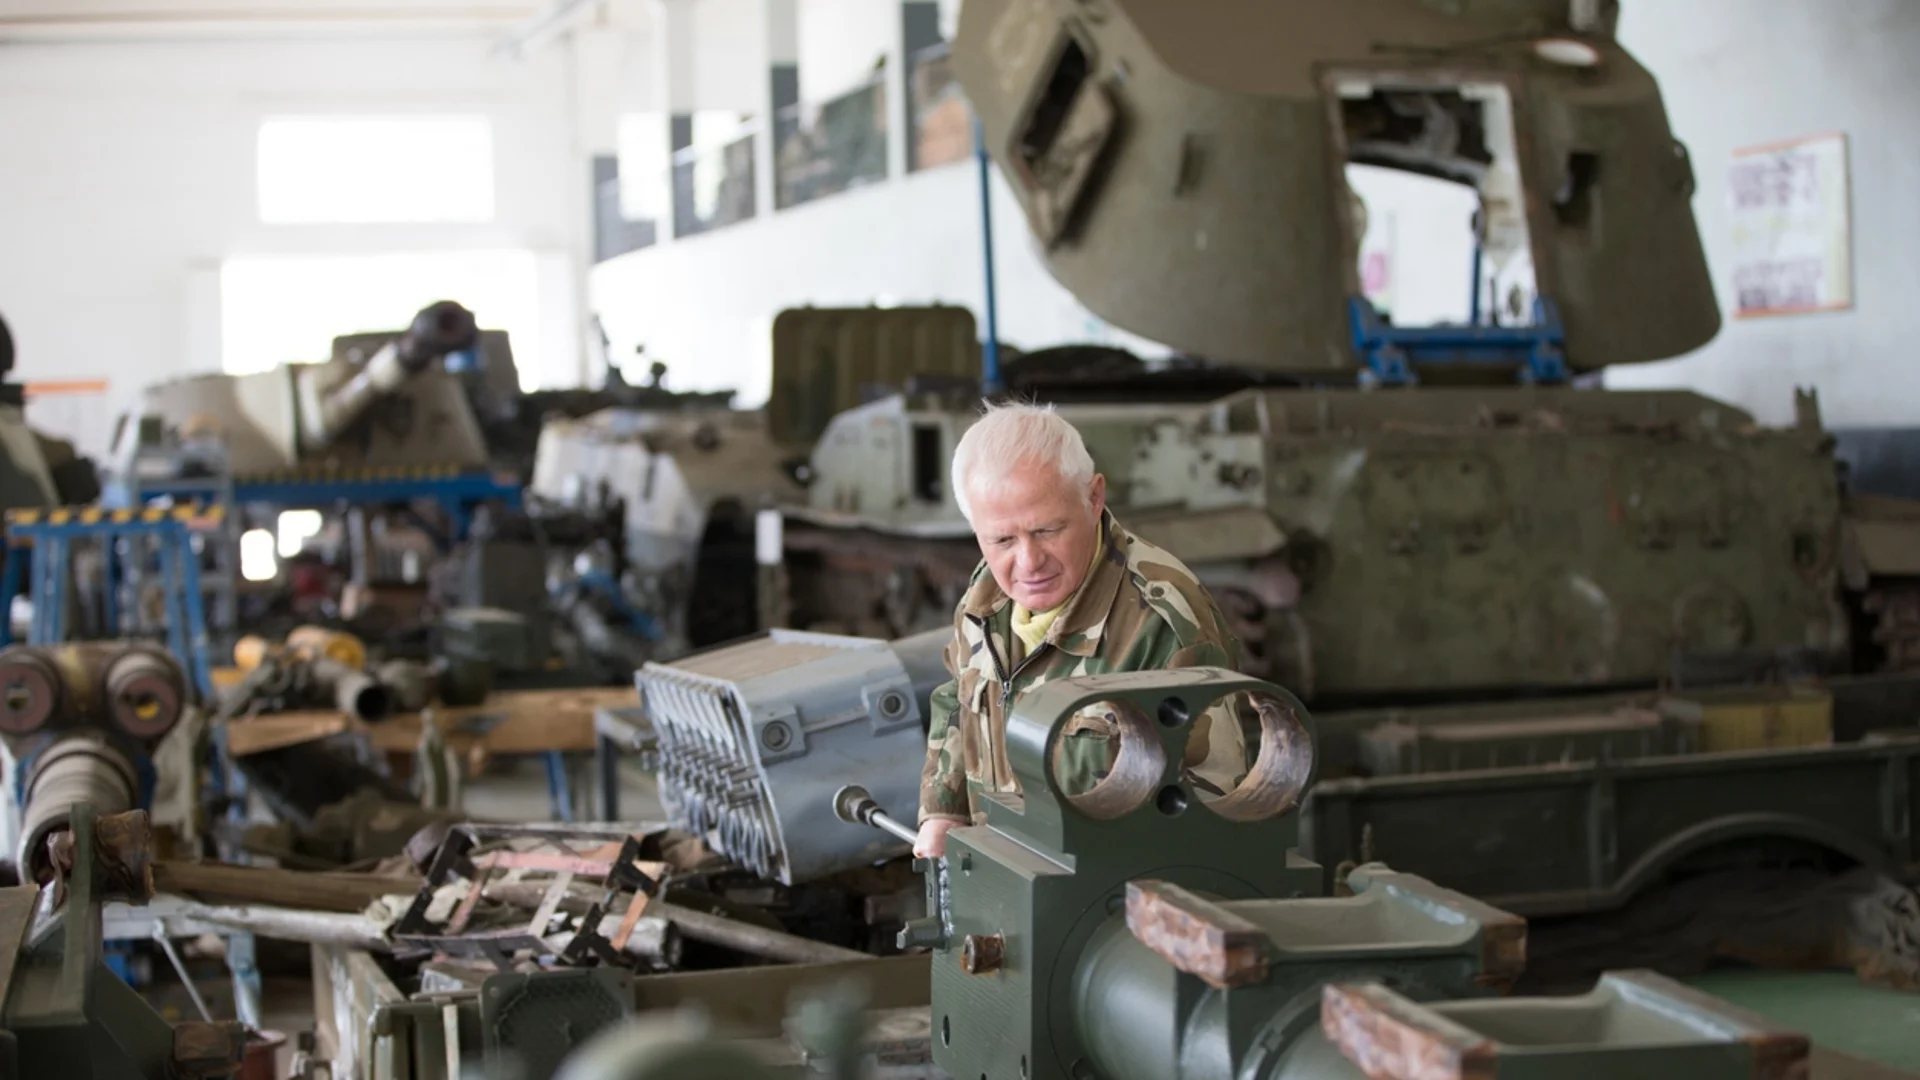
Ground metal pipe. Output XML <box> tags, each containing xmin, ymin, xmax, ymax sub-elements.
<box><xmin>975</xmin><ymin>114</ymin><xmax>1003</xmax><ymax>396</ymax></box>
<box><xmin>150</xmin><ymin>927</ymin><xmax>215</xmax><ymax>1023</ymax></box>
<box><xmin>311</xmin><ymin>657</ymin><xmax>392</xmax><ymax>722</ymax></box>
<box><xmin>178</xmin><ymin>904</ymin><xmax>392</xmax><ymax>952</ymax></box>
<box><xmin>19</xmin><ymin>734</ymin><xmax>140</xmax><ymax>882</ymax></box>
<box><xmin>831</xmin><ymin>785</ymin><xmax>917</xmax><ymax>846</ymax></box>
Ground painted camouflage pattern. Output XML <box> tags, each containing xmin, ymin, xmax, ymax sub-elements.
<box><xmin>919</xmin><ymin>509</ymin><xmax>1247</xmax><ymax>824</ymax></box>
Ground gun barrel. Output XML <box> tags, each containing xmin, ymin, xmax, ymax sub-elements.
<box><xmin>313</xmin><ymin>300</ymin><xmax>478</xmax><ymax>444</ymax></box>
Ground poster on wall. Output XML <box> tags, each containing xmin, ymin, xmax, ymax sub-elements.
<box><xmin>1728</xmin><ymin>131</ymin><xmax>1853</xmax><ymax>318</ymax></box>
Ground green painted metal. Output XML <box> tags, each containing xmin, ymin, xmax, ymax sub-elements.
<box><xmin>950</xmin><ymin>0</ymin><xmax>1718</xmax><ymax>375</ymax></box>
<box><xmin>1304</xmin><ymin>731</ymin><xmax>1920</xmax><ymax>917</ymax></box>
<box><xmin>0</xmin><ymin>804</ymin><xmax>244</xmax><ymax>1080</ymax></box>
<box><xmin>921</xmin><ymin>667</ymin><xmax>1815</xmax><ymax>1080</ymax></box>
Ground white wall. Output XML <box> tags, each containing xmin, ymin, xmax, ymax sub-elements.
<box><xmin>692</xmin><ymin>0</ymin><xmax>768</xmax><ymax>114</ymax></box>
<box><xmin>797</xmin><ymin>0</ymin><xmax>892</xmax><ymax>103</ymax></box>
<box><xmin>1605</xmin><ymin>0</ymin><xmax>1920</xmax><ymax>426</ymax></box>
<box><xmin>590</xmin><ymin>162</ymin><xmax>1166</xmax><ymax>405</ymax></box>
<box><xmin>0</xmin><ymin>32</ymin><xmax>591</xmax><ymax>456</ymax></box>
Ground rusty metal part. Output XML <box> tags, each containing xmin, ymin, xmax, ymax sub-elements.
<box><xmin>0</xmin><ymin>642</ymin><xmax>189</xmax><ymax>742</ymax></box>
<box><xmin>1320</xmin><ymin>981</ymin><xmax>1494</xmax><ymax>1080</ymax></box>
<box><xmin>91</xmin><ymin>807</ymin><xmax>156</xmax><ymax>903</ymax></box>
<box><xmin>102</xmin><ymin>646</ymin><xmax>187</xmax><ymax>739</ymax></box>
<box><xmin>960</xmin><ymin>933</ymin><xmax>1004</xmax><ymax>975</ymax></box>
<box><xmin>172</xmin><ymin>1020</ymin><xmax>248</xmax><ymax>1079</ymax></box>
<box><xmin>20</xmin><ymin>733</ymin><xmax>139</xmax><ymax>883</ymax></box>
<box><xmin>1864</xmin><ymin>583</ymin><xmax>1920</xmax><ymax>671</ymax></box>
<box><xmin>0</xmin><ymin>647</ymin><xmax>63</xmax><ymax>734</ymax></box>
<box><xmin>1124</xmin><ymin>880</ymin><xmax>1270</xmax><ymax>990</ymax></box>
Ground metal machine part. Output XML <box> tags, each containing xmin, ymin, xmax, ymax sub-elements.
<box><xmin>639</xmin><ymin>629</ymin><xmax>948</xmax><ymax>885</ymax></box>
<box><xmin>18</xmin><ymin>733</ymin><xmax>139</xmax><ymax>884</ymax></box>
<box><xmin>853</xmin><ymin>667</ymin><xmax>1815</xmax><ymax>1080</ymax></box>
<box><xmin>226</xmin><ymin>633</ymin><xmax>394</xmax><ymax>723</ymax></box>
<box><xmin>0</xmin><ymin>805</ymin><xmax>247</xmax><ymax>1078</ymax></box>
<box><xmin>0</xmin><ymin>643</ymin><xmax>191</xmax><ymax>878</ymax></box>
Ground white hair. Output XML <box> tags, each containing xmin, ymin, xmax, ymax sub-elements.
<box><xmin>950</xmin><ymin>400</ymin><xmax>1096</xmax><ymax>523</ymax></box>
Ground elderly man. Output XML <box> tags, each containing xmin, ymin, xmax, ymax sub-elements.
<box><xmin>914</xmin><ymin>401</ymin><xmax>1246</xmax><ymax>858</ymax></box>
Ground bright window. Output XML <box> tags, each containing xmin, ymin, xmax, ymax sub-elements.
<box><xmin>276</xmin><ymin>510</ymin><xmax>324</xmax><ymax>558</ymax></box>
<box><xmin>257</xmin><ymin>115</ymin><xmax>495</xmax><ymax>224</ymax></box>
<box><xmin>240</xmin><ymin>529</ymin><xmax>278</xmax><ymax>582</ymax></box>
<box><xmin>220</xmin><ymin>251</ymin><xmax>550</xmax><ymax>388</ymax></box>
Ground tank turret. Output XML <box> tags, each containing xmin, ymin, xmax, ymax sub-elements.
<box><xmin>953</xmin><ymin>0</ymin><xmax>1718</xmax><ymax>378</ymax></box>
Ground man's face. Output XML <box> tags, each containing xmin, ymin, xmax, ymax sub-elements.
<box><xmin>966</xmin><ymin>459</ymin><xmax>1107</xmax><ymax>611</ymax></box>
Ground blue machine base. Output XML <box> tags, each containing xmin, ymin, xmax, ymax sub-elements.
<box><xmin>1349</xmin><ymin>295</ymin><xmax>1570</xmax><ymax>387</ymax></box>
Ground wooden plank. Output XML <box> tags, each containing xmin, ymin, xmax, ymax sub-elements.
<box><xmin>364</xmin><ymin>687</ymin><xmax>639</xmax><ymax>756</ymax></box>
<box><xmin>153</xmin><ymin>861</ymin><xmax>423</xmax><ymax>913</ymax></box>
<box><xmin>225</xmin><ymin>686</ymin><xmax>639</xmax><ymax>759</ymax></box>
<box><xmin>223</xmin><ymin>711</ymin><xmax>353</xmax><ymax>757</ymax></box>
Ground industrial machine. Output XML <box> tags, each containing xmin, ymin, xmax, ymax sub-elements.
<box><xmin>0</xmin><ymin>642</ymin><xmax>190</xmax><ymax>878</ymax></box>
<box><xmin>0</xmin><ymin>803</ymin><xmax>249</xmax><ymax>1079</ymax></box>
<box><xmin>546</xmin><ymin>668</ymin><xmax>1823</xmax><ymax>1080</ymax></box>
<box><xmin>0</xmin><ymin>640</ymin><xmax>246</xmax><ymax>1076</ymax></box>
<box><xmin>636</xmin><ymin>628</ymin><xmax>949</xmax><ymax>884</ymax></box>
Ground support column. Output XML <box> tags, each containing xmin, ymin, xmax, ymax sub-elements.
<box><xmin>756</xmin><ymin>0</ymin><xmax>798</xmax><ymax>217</ymax></box>
<box><xmin>651</xmin><ymin>0</ymin><xmax>697</xmax><ymax>242</ymax></box>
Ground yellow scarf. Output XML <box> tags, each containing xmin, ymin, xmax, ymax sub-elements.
<box><xmin>1011</xmin><ymin>534</ymin><xmax>1105</xmax><ymax>656</ymax></box>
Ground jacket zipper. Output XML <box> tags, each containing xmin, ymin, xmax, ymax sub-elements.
<box><xmin>969</xmin><ymin>611</ymin><xmax>1043</xmax><ymax>790</ymax></box>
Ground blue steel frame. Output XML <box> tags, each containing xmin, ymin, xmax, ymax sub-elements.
<box><xmin>0</xmin><ymin>506</ymin><xmax>219</xmax><ymax>697</ymax></box>
<box><xmin>134</xmin><ymin>471</ymin><xmax>524</xmax><ymax>541</ymax></box>
<box><xmin>1348</xmin><ymin>294</ymin><xmax>1571</xmax><ymax>387</ymax></box>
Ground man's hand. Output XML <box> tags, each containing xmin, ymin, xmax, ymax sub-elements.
<box><xmin>914</xmin><ymin>818</ymin><xmax>959</xmax><ymax>859</ymax></box>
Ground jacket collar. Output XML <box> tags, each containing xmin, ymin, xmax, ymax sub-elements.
<box><xmin>961</xmin><ymin>509</ymin><xmax>1128</xmax><ymax>659</ymax></box>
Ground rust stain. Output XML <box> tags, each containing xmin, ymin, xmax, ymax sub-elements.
<box><xmin>962</xmin><ymin>933</ymin><xmax>1005</xmax><ymax>975</ymax></box>
<box><xmin>1124</xmin><ymin>880</ymin><xmax>1270</xmax><ymax>990</ymax></box>
<box><xmin>92</xmin><ymin>809</ymin><xmax>156</xmax><ymax>904</ymax></box>
<box><xmin>1321</xmin><ymin>982</ymin><xmax>1496</xmax><ymax>1080</ymax></box>
<box><xmin>611</xmin><ymin>891</ymin><xmax>651</xmax><ymax>952</ymax></box>
<box><xmin>171</xmin><ymin>1021</ymin><xmax>245</xmax><ymax>1078</ymax></box>
<box><xmin>1747</xmin><ymin>1031</ymin><xmax>1813</xmax><ymax>1080</ymax></box>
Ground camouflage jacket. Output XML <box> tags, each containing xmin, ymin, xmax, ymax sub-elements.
<box><xmin>918</xmin><ymin>509</ymin><xmax>1245</xmax><ymax>825</ymax></box>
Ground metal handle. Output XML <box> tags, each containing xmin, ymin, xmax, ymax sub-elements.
<box><xmin>831</xmin><ymin>784</ymin><xmax>918</xmax><ymax>845</ymax></box>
